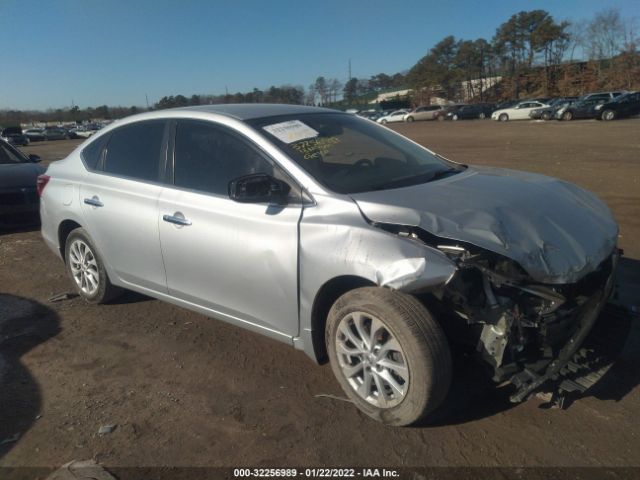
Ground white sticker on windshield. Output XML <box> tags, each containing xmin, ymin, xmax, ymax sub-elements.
<box><xmin>263</xmin><ymin>120</ymin><xmax>319</xmax><ymax>144</ymax></box>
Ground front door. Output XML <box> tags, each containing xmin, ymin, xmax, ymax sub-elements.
<box><xmin>158</xmin><ymin>120</ymin><xmax>302</xmax><ymax>337</ymax></box>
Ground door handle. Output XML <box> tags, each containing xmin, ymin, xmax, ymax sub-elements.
<box><xmin>162</xmin><ymin>213</ymin><xmax>192</xmax><ymax>226</ymax></box>
<box><xmin>83</xmin><ymin>196</ymin><xmax>103</xmax><ymax>207</ymax></box>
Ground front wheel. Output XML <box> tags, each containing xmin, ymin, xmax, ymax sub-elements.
<box><xmin>326</xmin><ymin>287</ymin><xmax>452</xmax><ymax>426</ymax></box>
<box><xmin>499</xmin><ymin>113</ymin><xmax>508</xmax><ymax>122</ymax></box>
<box><xmin>542</xmin><ymin>111</ymin><xmax>551</xmax><ymax>121</ymax></box>
<box><xmin>405</xmin><ymin>116</ymin><xmax>414</xmax><ymax>123</ymax></box>
<box><xmin>380</xmin><ymin>119</ymin><xmax>387</xmax><ymax>124</ymax></box>
<box><xmin>65</xmin><ymin>228</ymin><xmax>123</xmax><ymax>304</ymax></box>
<box><xmin>562</xmin><ymin>111</ymin><xmax>573</xmax><ymax>121</ymax></box>
<box><xmin>479</xmin><ymin>113</ymin><xmax>486</xmax><ymax>119</ymax></box>
<box><xmin>452</xmin><ymin>114</ymin><xmax>459</xmax><ymax>121</ymax></box>
<box><xmin>602</xmin><ymin>110</ymin><xmax>616</xmax><ymax>121</ymax></box>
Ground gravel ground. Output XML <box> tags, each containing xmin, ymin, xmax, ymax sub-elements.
<box><xmin>1</xmin><ymin>119</ymin><xmax>639</xmax><ymax>470</ymax></box>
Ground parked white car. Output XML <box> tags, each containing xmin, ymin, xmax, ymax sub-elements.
<box><xmin>376</xmin><ymin>109</ymin><xmax>410</xmax><ymax>124</ymax></box>
<box><xmin>491</xmin><ymin>101</ymin><xmax>549</xmax><ymax>122</ymax></box>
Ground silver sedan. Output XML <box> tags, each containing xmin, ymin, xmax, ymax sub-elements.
<box><xmin>39</xmin><ymin>104</ymin><xmax>619</xmax><ymax>426</ymax></box>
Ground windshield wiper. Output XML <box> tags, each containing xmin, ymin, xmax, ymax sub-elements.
<box><xmin>367</xmin><ymin>168</ymin><xmax>461</xmax><ymax>191</ymax></box>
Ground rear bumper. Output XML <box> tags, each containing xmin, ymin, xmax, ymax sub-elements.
<box><xmin>0</xmin><ymin>188</ymin><xmax>39</xmax><ymax>220</ymax></box>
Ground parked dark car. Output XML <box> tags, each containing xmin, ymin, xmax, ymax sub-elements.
<box><xmin>580</xmin><ymin>91</ymin><xmax>625</xmax><ymax>102</ymax></box>
<box><xmin>358</xmin><ymin>110</ymin><xmax>384</xmax><ymax>121</ymax></box>
<box><xmin>43</xmin><ymin>127</ymin><xmax>70</xmax><ymax>140</ymax></box>
<box><xmin>594</xmin><ymin>91</ymin><xmax>640</xmax><ymax>121</ymax></box>
<box><xmin>433</xmin><ymin>104</ymin><xmax>462</xmax><ymax>121</ymax></box>
<box><xmin>24</xmin><ymin>128</ymin><xmax>47</xmax><ymax>142</ymax></box>
<box><xmin>1</xmin><ymin>126</ymin><xmax>30</xmax><ymax>146</ymax></box>
<box><xmin>445</xmin><ymin>103</ymin><xmax>495</xmax><ymax>120</ymax></box>
<box><xmin>555</xmin><ymin>97</ymin><xmax>608</xmax><ymax>121</ymax></box>
<box><xmin>529</xmin><ymin>98</ymin><xmax>578</xmax><ymax>120</ymax></box>
<box><xmin>0</xmin><ymin>138</ymin><xmax>44</xmax><ymax>227</ymax></box>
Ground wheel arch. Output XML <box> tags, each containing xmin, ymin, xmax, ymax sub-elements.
<box><xmin>58</xmin><ymin>219</ymin><xmax>83</xmax><ymax>262</ymax></box>
<box><xmin>310</xmin><ymin>275</ymin><xmax>376</xmax><ymax>364</ymax></box>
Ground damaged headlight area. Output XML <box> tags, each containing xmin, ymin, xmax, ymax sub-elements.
<box><xmin>374</xmin><ymin>222</ymin><xmax>619</xmax><ymax>402</ymax></box>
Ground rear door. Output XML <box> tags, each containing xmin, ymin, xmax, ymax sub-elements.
<box><xmin>621</xmin><ymin>93</ymin><xmax>640</xmax><ymax>116</ymax></box>
<box><xmin>158</xmin><ymin>119</ymin><xmax>302</xmax><ymax>338</ymax></box>
<box><xmin>79</xmin><ymin>120</ymin><xmax>168</xmax><ymax>292</ymax></box>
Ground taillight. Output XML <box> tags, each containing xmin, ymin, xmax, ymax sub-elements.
<box><xmin>36</xmin><ymin>175</ymin><xmax>50</xmax><ymax>197</ymax></box>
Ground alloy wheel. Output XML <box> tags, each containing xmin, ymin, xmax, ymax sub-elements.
<box><xmin>68</xmin><ymin>239</ymin><xmax>99</xmax><ymax>295</ymax></box>
<box><xmin>335</xmin><ymin>311</ymin><xmax>409</xmax><ymax>408</ymax></box>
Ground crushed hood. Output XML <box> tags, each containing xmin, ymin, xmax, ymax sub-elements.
<box><xmin>351</xmin><ymin>166</ymin><xmax>618</xmax><ymax>284</ymax></box>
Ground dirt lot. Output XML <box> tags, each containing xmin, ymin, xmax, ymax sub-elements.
<box><xmin>1</xmin><ymin>119</ymin><xmax>639</xmax><ymax>471</ymax></box>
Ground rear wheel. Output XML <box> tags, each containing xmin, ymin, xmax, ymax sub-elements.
<box><xmin>479</xmin><ymin>113</ymin><xmax>486</xmax><ymax>119</ymax></box>
<box><xmin>602</xmin><ymin>110</ymin><xmax>616</xmax><ymax>121</ymax></box>
<box><xmin>65</xmin><ymin>228</ymin><xmax>122</xmax><ymax>304</ymax></box>
<box><xmin>542</xmin><ymin>111</ymin><xmax>551</xmax><ymax>121</ymax></box>
<box><xmin>499</xmin><ymin>113</ymin><xmax>508</xmax><ymax>122</ymax></box>
<box><xmin>562</xmin><ymin>111</ymin><xmax>573</xmax><ymax>121</ymax></box>
<box><xmin>326</xmin><ymin>287</ymin><xmax>452</xmax><ymax>426</ymax></box>
<box><xmin>452</xmin><ymin>114</ymin><xmax>459</xmax><ymax>121</ymax></box>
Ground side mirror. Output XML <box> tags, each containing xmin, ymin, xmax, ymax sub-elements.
<box><xmin>229</xmin><ymin>173</ymin><xmax>291</xmax><ymax>204</ymax></box>
<box><xmin>29</xmin><ymin>154</ymin><xmax>41</xmax><ymax>163</ymax></box>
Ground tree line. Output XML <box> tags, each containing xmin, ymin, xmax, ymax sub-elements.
<box><xmin>1</xmin><ymin>7</ymin><xmax>637</xmax><ymax>126</ymax></box>
<box><xmin>407</xmin><ymin>7</ymin><xmax>638</xmax><ymax>102</ymax></box>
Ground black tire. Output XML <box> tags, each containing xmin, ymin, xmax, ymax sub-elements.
<box><xmin>406</xmin><ymin>116</ymin><xmax>414</xmax><ymax>122</ymax></box>
<box><xmin>602</xmin><ymin>109</ymin><xmax>616</xmax><ymax>121</ymax></box>
<box><xmin>542</xmin><ymin>111</ymin><xmax>551</xmax><ymax>121</ymax></box>
<box><xmin>437</xmin><ymin>115</ymin><xmax>444</xmax><ymax>122</ymax></box>
<box><xmin>479</xmin><ymin>113</ymin><xmax>486</xmax><ymax>119</ymax></box>
<box><xmin>381</xmin><ymin>119</ymin><xmax>387</xmax><ymax>124</ymax></box>
<box><xmin>499</xmin><ymin>113</ymin><xmax>508</xmax><ymax>122</ymax></box>
<box><xmin>452</xmin><ymin>114</ymin><xmax>459</xmax><ymax>121</ymax></box>
<box><xmin>326</xmin><ymin>287</ymin><xmax>452</xmax><ymax>426</ymax></box>
<box><xmin>562</xmin><ymin>111</ymin><xmax>573</xmax><ymax>121</ymax></box>
<box><xmin>64</xmin><ymin>227</ymin><xmax>123</xmax><ymax>304</ymax></box>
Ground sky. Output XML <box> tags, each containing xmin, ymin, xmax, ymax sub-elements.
<box><xmin>0</xmin><ymin>0</ymin><xmax>638</xmax><ymax>110</ymax></box>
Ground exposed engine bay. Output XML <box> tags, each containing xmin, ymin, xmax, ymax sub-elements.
<box><xmin>376</xmin><ymin>222</ymin><xmax>620</xmax><ymax>403</ymax></box>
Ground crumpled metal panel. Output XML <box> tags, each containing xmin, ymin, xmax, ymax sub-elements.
<box><xmin>297</xmin><ymin>194</ymin><xmax>456</xmax><ymax>349</ymax></box>
<box><xmin>351</xmin><ymin>166</ymin><xmax>619</xmax><ymax>284</ymax></box>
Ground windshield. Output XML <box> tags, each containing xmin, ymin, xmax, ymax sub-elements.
<box><xmin>249</xmin><ymin>113</ymin><xmax>464</xmax><ymax>194</ymax></box>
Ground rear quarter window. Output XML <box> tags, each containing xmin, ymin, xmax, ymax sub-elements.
<box><xmin>81</xmin><ymin>134</ymin><xmax>110</xmax><ymax>170</ymax></box>
<box><xmin>103</xmin><ymin>121</ymin><xmax>166</xmax><ymax>182</ymax></box>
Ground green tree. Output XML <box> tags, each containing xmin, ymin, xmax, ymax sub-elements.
<box><xmin>343</xmin><ymin>78</ymin><xmax>358</xmax><ymax>104</ymax></box>
<box><xmin>314</xmin><ymin>76</ymin><xmax>328</xmax><ymax>105</ymax></box>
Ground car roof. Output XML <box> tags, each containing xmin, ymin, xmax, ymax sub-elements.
<box><xmin>168</xmin><ymin>103</ymin><xmax>338</xmax><ymax>120</ymax></box>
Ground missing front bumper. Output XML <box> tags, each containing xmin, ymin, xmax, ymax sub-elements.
<box><xmin>509</xmin><ymin>252</ymin><xmax>620</xmax><ymax>403</ymax></box>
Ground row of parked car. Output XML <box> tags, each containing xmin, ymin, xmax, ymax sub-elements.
<box><xmin>359</xmin><ymin>90</ymin><xmax>640</xmax><ymax>125</ymax></box>
<box><xmin>0</xmin><ymin>123</ymin><xmax>104</xmax><ymax>146</ymax></box>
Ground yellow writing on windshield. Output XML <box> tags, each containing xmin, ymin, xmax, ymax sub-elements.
<box><xmin>291</xmin><ymin>136</ymin><xmax>340</xmax><ymax>160</ymax></box>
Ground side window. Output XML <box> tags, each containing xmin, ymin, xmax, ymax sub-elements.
<box><xmin>174</xmin><ymin>120</ymin><xmax>275</xmax><ymax>196</ymax></box>
<box><xmin>81</xmin><ymin>133</ymin><xmax>110</xmax><ymax>170</ymax></box>
<box><xmin>104</xmin><ymin>121</ymin><xmax>166</xmax><ymax>182</ymax></box>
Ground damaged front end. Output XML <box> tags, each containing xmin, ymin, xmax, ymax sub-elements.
<box><xmin>375</xmin><ymin>222</ymin><xmax>620</xmax><ymax>403</ymax></box>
